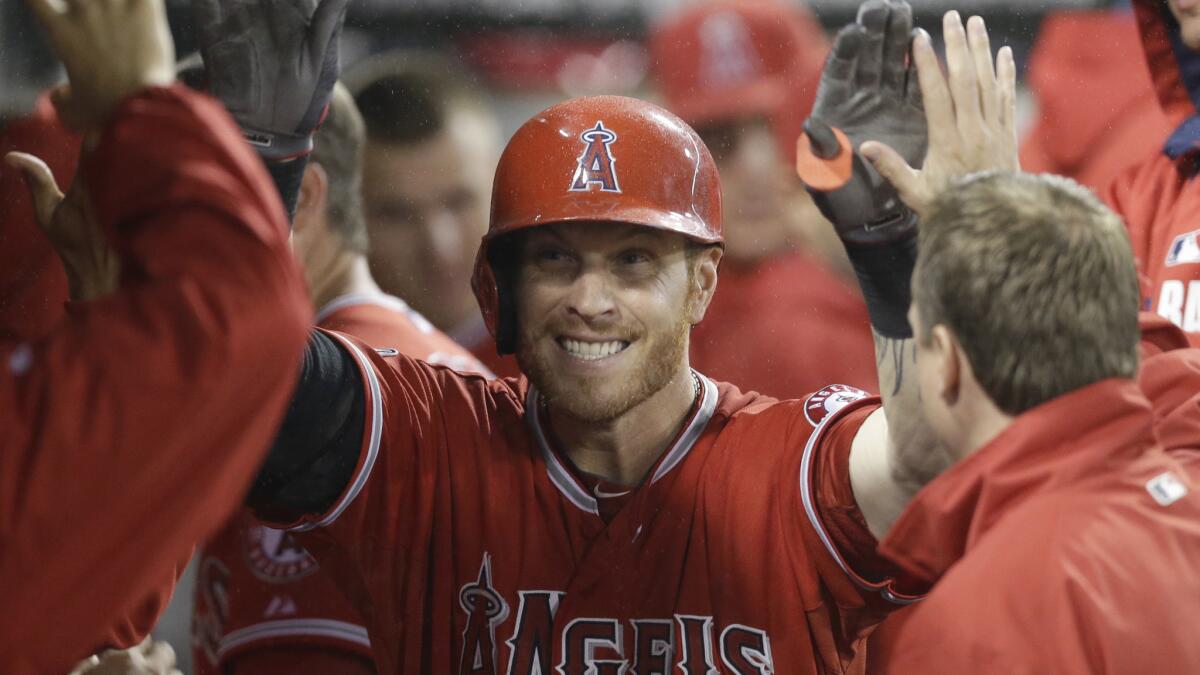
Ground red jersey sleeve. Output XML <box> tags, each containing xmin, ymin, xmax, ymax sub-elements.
<box><xmin>0</xmin><ymin>85</ymin><xmax>311</xmax><ymax>673</ymax></box>
<box><xmin>793</xmin><ymin>390</ymin><xmax>923</xmax><ymax>612</ymax></box>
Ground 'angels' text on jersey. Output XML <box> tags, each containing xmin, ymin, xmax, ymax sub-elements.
<box><xmin>458</xmin><ymin>553</ymin><xmax>772</xmax><ymax>675</ymax></box>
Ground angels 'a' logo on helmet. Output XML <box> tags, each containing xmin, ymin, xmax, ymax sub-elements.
<box><xmin>569</xmin><ymin>121</ymin><xmax>621</xmax><ymax>194</ymax></box>
<box><xmin>244</xmin><ymin>523</ymin><xmax>319</xmax><ymax>582</ymax></box>
<box><xmin>804</xmin><ymin>384</ymin><xmax>870</xmax><ymax>427</ymax></box>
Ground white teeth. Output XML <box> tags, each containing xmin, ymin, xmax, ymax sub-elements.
<box><xmin>560</xmin><ymin>338</ymin><xmax>628</xmax><ymax>360</ymax></box>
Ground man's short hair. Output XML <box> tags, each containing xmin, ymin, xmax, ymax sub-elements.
<box><xmin>346</xmin><ymin>51</ymin><xmax>488</xmax><ymax>146</ymax></box>
<box><xmin>312</xmin><ymin>83</ymin><xmax>368</xmax><ymax>254</ymax></box>
<box><xmin>914</xmin><ymin>171</ymin><xmax>1140</xmax><ymax>415</ymax></box>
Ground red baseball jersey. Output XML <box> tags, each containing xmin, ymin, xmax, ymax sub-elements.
<box><xmin>1101</xmin><ymin>0</ymin><xmax>1200</xmax><ymax>345</ymax></box>
<box><xmin>267</xmin><ymin>339</ymin><xmax>916</xmax><ymax>675</ymax></box>
<box><xmin>0</xmin><ymin>86</ymin><xmax>310</xmax><ymax>673</ymax></box>
<box><xmin>195</xmin><ymin>293</ymin><xmax>490</xmax><ymax>674</ymax></box>
<box><xmin>690</xmin><ymin>250</ymin><xmax>878</xmax><ymax>398</ymax></box>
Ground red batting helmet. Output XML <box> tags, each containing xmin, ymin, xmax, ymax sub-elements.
<box><xmin>471</xmin><ymin>95</ymin><xmax>723</xmax><ymax>354</ymax></box>
<box><xmin>649</xmin><ymin>0</ymin><xmax>828</xmax><ymax>164</ymax></box>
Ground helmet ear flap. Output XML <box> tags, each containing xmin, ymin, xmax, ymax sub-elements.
<box><xmin>486</xmin><ymin>233</ymin><xmax>523</xmax><ymax>355</ymax></box>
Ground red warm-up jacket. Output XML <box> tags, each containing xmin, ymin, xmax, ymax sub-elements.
<box><xmin>1019</xmin><ymin>9</ymin><xmax>1172</xmax><ymax>192</ymax></box>
<box><xmin>1102</xmin><ymin>0</ymin><xmax>1200</xmax><ymax>344</ymax></box>
<box><xmin>0</xmin><ymin>86</ymin><xmax>311</xmax><ymax>673</ymax></box>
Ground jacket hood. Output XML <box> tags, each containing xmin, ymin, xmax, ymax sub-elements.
<box><xmin>1136</xmin><ymin>0</ymin><xmax>1200</xmax><ymax>156</ymax></box>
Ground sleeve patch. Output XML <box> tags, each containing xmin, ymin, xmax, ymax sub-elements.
<box><xmin>804</xmin><ymin>385</ymin><xmax>870</xmax><ymax>427</ymax></box>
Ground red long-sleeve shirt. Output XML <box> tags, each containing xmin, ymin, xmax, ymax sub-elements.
<box><xmin>0</xmin><ymin>85</ymin><xmax>311</xmax><ymax>673</ymax></box>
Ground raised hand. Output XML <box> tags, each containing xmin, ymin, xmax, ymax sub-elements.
<box><xmin>861</xmin><ymin>12</ymin><xmax>1018</xmax><ymax>218</ymax></box>
<box><xmin>24</xmin><ymin>0</ymin><xmax>175</xmax><ymax>132</ymax></box>
<box><xmin>195</xmin><ymin>0</ymin><xmax>351</xmax><ymax>160</ymax></box>
<box><xmin>5</xmin><ymin>151</ymin><xmax>119</xmax><ymax>301</ymax></box>
<box><xmin>812</xmin><ymin>0</ymin><xmax>925</xmax><ymax>169</ymax></box>
<box><xmin>797</xmin><ymin>0</ymin><xmax>924</xmax><ymax>247</ymax></box>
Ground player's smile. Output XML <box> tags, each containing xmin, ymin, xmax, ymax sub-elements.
<box><xmin>556</xmin><ymin>336</ymin><xmax>631</xmax><ymax>362</ymax></box>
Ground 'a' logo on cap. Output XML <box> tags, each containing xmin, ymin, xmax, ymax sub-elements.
<box><xmin>699</xmin><ymin>12</ymin><xmax>761</xmax><ymax>86</ymax></box>
<box><xmin>569</xmin><ymin>121</ymin><xmax>621</xmax><ymax>194</ymax></box>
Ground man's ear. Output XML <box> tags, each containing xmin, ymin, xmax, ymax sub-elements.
<box><xmin>931</xmin><ymin>324</ymin><xmax>962</xmax><ymax>407</ymax></box>
<box><xmin>688</xmin><ymin>245</ymin><xmax>723</xmax><ymax>325</ymax></box>
<box><xmin>295</xmin><ymin>161</ymin><xmax>329</xmax><ymax>231</ymax></box>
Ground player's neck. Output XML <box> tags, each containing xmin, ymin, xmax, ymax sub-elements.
<box><xmin>547</xmin><ymin>363</ymin><xmax>698</xmax><ymax>487</ymax></box>
<box><xmin>312</xmin><ymin>254</ymin><xmax>381</xmax><ymax>313</ymax></box>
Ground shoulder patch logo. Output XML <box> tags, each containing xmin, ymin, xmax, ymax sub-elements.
<box><xmin>569</xmin><ymin>121</ymin><xmax>621</xmax><ymax>193</ymax></box>
<box><xmin>804</xmin><ymin>384</ymin><xmax>869</xmax><ymax>427</ymax></box>
<box><xmin>244</xmin><ymin>523</ymin><xmax>319</xmax><ymax>582</ymax></box>
<box><xmin>1166</xmin><ymin>229</ymin><xmax>1200</xmax><ymax>266</ymax></box>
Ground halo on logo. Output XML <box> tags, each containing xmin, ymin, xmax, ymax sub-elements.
<box><xmin>569</xmin><ymin>121</ymin><xmax>622</xmax><ymax>193</ymax></box>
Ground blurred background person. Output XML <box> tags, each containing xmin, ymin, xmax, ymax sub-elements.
<box><xmin>650</xmin><ymin>0</ymin><xmax>879</xmax><ymax>397</ymax></box>
<box><xmin>1019</xmin><ymin>4</ymin><xmax>1172</xmax><ymax>192</ymax></box>
<box><xmin>347</xmin><ymin>52</ymin><xmax>521</xmax><ymax>377</ymax></box>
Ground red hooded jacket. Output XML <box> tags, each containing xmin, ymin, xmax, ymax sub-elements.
<box><xmin>1019</xmin><ymin>9</ymin><xmax>1172</xmax><ymax>192</ymax></box>
<box><xmin>0</xmin><ymin>86</ymin><xmax>311</xmax><ymax>673</ymax></box>
<box><xmin>867</xmin><ymin>312</ymin><xmax>1200</xmax><ymax>673</ymax></box>
<box><xmin>1103</xmin><ymin>0</ymin><xmax>1200</xmax><ymax>344</ymax></box>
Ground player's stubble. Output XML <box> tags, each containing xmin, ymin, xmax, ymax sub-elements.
<box><xmin>516</xmin><ymin>283</ymin><xmax>699</xmax><ymax>425</ymax></box>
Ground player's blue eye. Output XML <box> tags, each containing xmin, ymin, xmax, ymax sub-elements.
<box><xmin>618</xmin><ymin>251</ymin><xmax>651</xmax><ymax>265</ymax></box>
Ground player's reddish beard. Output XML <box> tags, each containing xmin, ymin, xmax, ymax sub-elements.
<box><xmin>515</xmin><ymin>291</ymin><xmax>697</xmax><ymax>424</ymax></box>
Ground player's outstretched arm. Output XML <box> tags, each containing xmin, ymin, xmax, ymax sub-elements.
<box><xmin>798</xmin><ymin>7</ymin><xmax>1019</xmax><ymax>537</ymax></box>
<box><xmin>0</xmin><ymin>0</ymin><xmax>311</xmax><ymax>669</ymax></box>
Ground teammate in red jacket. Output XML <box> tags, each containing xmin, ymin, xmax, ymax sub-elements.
<box><xmin>871</xmin><ymin>174</ymin><xmax>1200</xmax><ymax>673</ymax></box>
<box><xmin>1102</xmin><ymin>0</ymin><xmax>1200</xmax><ymax>343</ymax></box>
<box><xmin>0</xmin><ymin>0</ymin><xmax>312</xmax><ymax>671</ymax></box>
<box><xmin>832</xmin><ymin>9</ymin><xmax>1200</xmax><ymax>670</ymax></box>
<box><xmin>1019</xmin><ymin>8</ymin><xmax>1172</xmax><ymax>192</ymax></box>
<box><xmin>193</xmin><ymin>84</ymin><xmax>490</xmax><ymax>675</ymax></box>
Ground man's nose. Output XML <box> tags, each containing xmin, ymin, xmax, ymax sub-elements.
<box><xmin>421</xmin><ymin>210</ymin><xmax>464</xmax><ymax>268</ymax></box>
<box><xmin>565</xmin><ymin>268</ymin><xmax>617</xmax><ymax>323</ymax></box>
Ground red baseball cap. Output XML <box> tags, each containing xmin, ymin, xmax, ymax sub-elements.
<box><xmin>650</xmin><ymin>0</ymin><xmax>829</xmax><ymax>162</ymax></box>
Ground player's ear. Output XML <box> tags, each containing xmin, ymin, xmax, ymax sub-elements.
<box><xmin>296</xmin><ymin>161</ymin><xmax>329</xmax><ymax>228</ymax></box>
<box><xmin>687</xmin><ymin>244</ymin><xmax>722</xmax><ymax>325</ymax></box>
<box><xmin>931</xmin><ymin>323</ymin><xmax>962</xmax><ymax>406</ymax></box>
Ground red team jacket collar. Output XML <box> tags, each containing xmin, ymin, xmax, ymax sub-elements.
<box><xmin>525</xmin><ymin>372</ymin><xmax>719</xmax><ymax>515</ymax></box>
<box><xmin>878</xmin><ymin>378</ymin><xmax>1157</xmax><ymax>586</ymax></box>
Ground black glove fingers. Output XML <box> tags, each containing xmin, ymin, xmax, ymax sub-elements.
<box><xmin>855</xmin><ymin>0</ymin><xmax>889</xmax><ymax>89</ymax></box>
<box><xmin>309</xmin><ymin>0</ymin><xmax>351</xmax><ymax>65</ymax></box>
<box><xmin>904</xmin><ymin>28</ymin><xmax>924</xmax><ymax>108</ymax></box>
<box><xmin>825</xmin><ymin>24</ymin><xmax>864</xmax><ymax>84</ymax></box>
<box><xmin>880</xmin><ymin>0</ymin><xmax>913</xmax><ymax>93</ymax></box>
